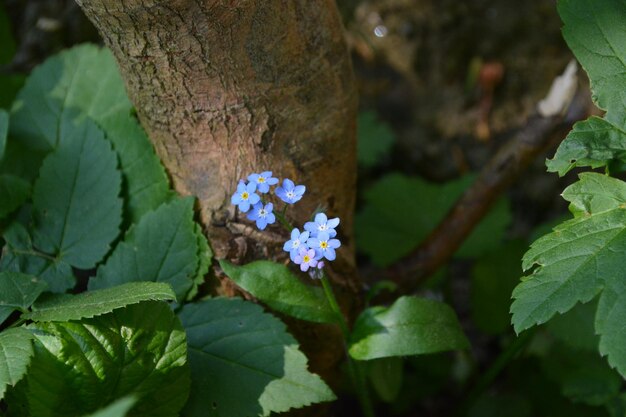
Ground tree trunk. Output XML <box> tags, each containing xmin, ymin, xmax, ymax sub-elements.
<box><xmin>75</xmin><ymin>0</ymin><xmax>360</xmax><ymax>397</ymax></box>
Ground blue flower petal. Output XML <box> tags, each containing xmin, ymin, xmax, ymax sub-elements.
<box><xmin>327</xmin><ymin>217</ymin><xmax>340</xmax><ymax>229</ymax></box>
<box><xmin>325</xmin><ymin>248</ymin><xmax>336</xmax><ymax>261</ymax></box>
<box><xmin>294</xmin><ymin>185</ymin><xmax>306</xmax><ymax>196</ymax></box>
<box><xmin>328</xmin><ymin>238</ymin><xmax>341</xmax><ymax>249</ymax></box>
<box><xmin>315</xmin><ymin>213</ymin><xmax>328</xmax><ymax>223</ymax></box>
<box><xmin>249</xmin><ymin>193</ymin><xmax>260</xmax><ymax>204</ymax></box>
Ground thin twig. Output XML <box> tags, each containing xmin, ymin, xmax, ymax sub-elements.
<box><xmin>387</xmin><ymin>90</ymin><xmax>589</xmax><ymax>293</ymax></box>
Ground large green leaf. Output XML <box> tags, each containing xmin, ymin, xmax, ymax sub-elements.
<box><xmin>511</xmin><ymin>173</ymin><xmax>626</xmax><ymax>334</ymax></box>
<box><xmin>355</xmin><ymin>173</ymin><xmax>510</xmax><ymax>266</ymax></box>
<box><xmin>547</xmin><ymin>299</ymin><xmax>599</xmax><ymax>352</ymax></box>
<box><xmin>25</xmin><ymin>282</ymin><xmax>176</xmax><ymax>322</ymax></box>
<box><xmin>219</xmin><ymin>260</ymin><xmax>336</xmax><ymax>323</ymax></box>
<box><xmin>9</xmin><ymin>44</ymin><xmax>170</xmax><ymax>221</ymax></box>
<box><xmin>185</xmin><ymin>224</ymin><xmax>212</xmax><ymax>301</ymax></box>
<box><xmin>10</xmin><ymin>44</ymin><xmax>132</xmax><ymax>151</ymax></box>
<box><xmin>11</xmin><ymin>301</ymin><xmax>189</xmax><ymax>417</ymax></box>
<box><xmin>31</xmin><ymin>117</ymin><xmax>122</xmax><ymax>269</ymax></box>
<box><xmin>0</xmin><ymin>327</ymin><xmax>35</xmax><ymax>400</ymax></box>
<box><xmin>547</xmin><ymin>0</ymin><xmax>626</xmax><ymax>175</ymax></box>
<box><xmin>179</xmin><ymin>297</ymin><xmax>335</xmax><ymax>417</ymax></box>
<box><xmin>0</xmin><ymin>271</ymin><xmax>47</xmax><ymax>318</ymax></box>
<box><xmin>357</xmin><ymin>111</ymin><xmax>395</xmax><ymax>168</ymax></box>
<box><xmin>595</xmin><ymin>278</ymin><xmax>626</xmax><ymax>377</ymax></box>
<box><xmin>100</xmin><ymin>113</ymin><xmax>172</xmax><ymax>223</ymax></box>
<box><xmin>83</xmin><ymin>397</ymin><xmax>138</xmax><ymax>417</ymax></box>
<box><xmin>1</xmin><ymin>221</ymin><xmax>75</xmax><ymax>293</ymax></box>
<box><xmin>348</xmin><ymin>296</ymin><xmax>469</xmax><ymax>360</ymax></box>
<box><xmin>90</xmin><ymin>198</ymin><xmax>198</xmax><ymax>301</ymax></box>
<box><xmin>0</xmin><ymin>174</ymin><xmax>30</xmax><ymax>219</ymax></box>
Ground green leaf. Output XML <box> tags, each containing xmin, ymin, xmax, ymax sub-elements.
<box><xmin>179</xmin><ymin>297</ymin><xmax>335</xmax><ymax>417</ymax></box>
<box><xmin>24</xmin><ymin>282</ymin><xmax>176</xmax><ymax>322</ymax></box>
<box><xmin>0</xmin><ymin>108</ymin><xmax>7</xmax><ymax>160</ymax></box>
<box><xmin>348</xmin><ymin>296</ymin><xmax>469</xmax><ymax>360</ymax></box>
<box><xmin>355</xmin><ymin>173</ymin><xmax>510</xmax><ymax>266</ymax></box>
<box><xmin>547</xmin><ymin>0</ymin><xmax>626</xmax><ymax>175</ymax></box>
<box><xmin>366</xmin><ymin>357</ymin><xmax>403</xmax><ymax>403</ymax></box>
<box><xmin>90</xmin><ymin>198</ymin><xmax>198</xmax><ymax>301</ymax></box>
<box><xmin>1</xmin><ymin>221</ymin><xmax>76</xmax><ymax>293</ymax></box>
<box><xmin>0</xmin><ymin>271</ymin><xmax>47</xmax><ymax>315</ymax></box>
<box><xmin>10</xmin><ymin>44</ymin><xmax>132</xmax><ymax>151</ymax></box>
<box><xmin>595</xmin><ymin>277</ymin><xmax>626</xmax><ymax>377</ymax></box>
<box><xmin>13</xmin><ymin>301</ymin><xmax>189</xmax><ymax>417</ymax></box>
<box><xmin>0</xmin><ymin>327</ymin><xmax>35</xmax><ymax>400</ymax></box>
<box><xmin>471</xmin><ymin>241</ymin><xmax>526</xmax><ymax>335</ymax></box>
<box><xmin>357</xmin><ymin>111</ymin><xmax>395</xmax><ymax>168</ymax></box>
<box><xmin>31</xmin><ymin>117</ymin><xmax>122</xmax><ymax>269</ymax></box>
<box><xmin>8</xmin><ymin>44</ymin><xmax>170</xmax><ymax>222</ymax></box>
<box><xmin>185</xmin><ymin>224</ymin><xmax>212</xmax><ymax>301</ymax></box>
<box><xmin>219</xmin><ymin>260</ymin><xmax>336</xmax><ymax>323</ymax></box>
<box><xmin>0</xmin><ymin>175</ymin><xmax>30</xmax><ymax>219</ymax></box>
<box><xmin>511</xmin><ymin>173</ymin><xmax>626</xmax><ymax>334</ymax></box>
<box><xmin>83</xmin><ymin>397</ymin><xmax>138</xmax><ymax>417</ymax></box>
<box><xmin>99</xmin><ymin>113</ymin><xmax>172</xmax><ymax>224</ymax></box>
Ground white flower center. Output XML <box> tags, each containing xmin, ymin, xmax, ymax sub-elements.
<box><xmin>293</xmin><ymin>239</ymin><xmax>300</xmax><ymax>248</ymax></box>
<box><xmin>286</xmin><ymin>191</ymin><xmax>295</xmax><ymax>198</ymax></box>
<box><xmin>259</xmin><ymin>209</ymin><xmax>267</xmax><ymax>217</ymax></box>
<box><xmin>318</xmin><ymin>224</ymin><xmax>327</xmax><ymax>231</ymax></box>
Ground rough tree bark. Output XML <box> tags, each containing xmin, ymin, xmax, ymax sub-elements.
<box><xmin>74</xmin><ymin>0</ymin><xmax>361</xmax><ymax>397</ymax></box>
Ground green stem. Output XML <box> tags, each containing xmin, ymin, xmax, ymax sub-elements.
<box><xmin>274</xmin><ymin>210</ymin><xmax>293</xmax><ymax>232</ymax></box>
<box><xmin>456</xmin><ymin>328</ymin><xmax>537</xmax><ymax>415</ymax></box>
<box><xmin>321</xmin><ymin>274</ymin><xmax>375</xmax><ymax>417</ymax></box>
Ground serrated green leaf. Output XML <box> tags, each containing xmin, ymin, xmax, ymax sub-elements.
<box><xmin>31</xmin><ymin>117</ymin><xmax>122</xmax><ymax>269</ymax></box>
<box><xmin>185</xmin><ymin>224</ymin><xmax>212</xmax><ymax>301</ymax></box>
<box><xmin>547</xmin><ymin>0</ymin><xmax>626</xmax><ymax>175</ymax></box>
<box><xmin>83</xmin><ymin>397</ymin><xmax>137</xmax><ymax>417</ymax></box>
<box><xmin>357</xmin><ymin>111</ymin><xmax>395</xmax><ymax>168</ymax></box>
<box><xmin>99</xmin><ymin>113</ymin><xmax>172</xmax><ymax>224</ymax></box>
<box><xmin>8</xmin><ymin>44</ymin><xmax>170</xmax><ymax>222</ymax></box>
<box><xmin>219</xmin><ymin>260</ymin><xmax>336</xmax><ymax>323</ymax></box>
<box><xmin>0</xmin><ymin>271</ymin><xmax>47</xmax><ymax>314</ymax></box>
<box><xmin>511</xmin><ymin>173</ymin><xmax>626</xmax><ymax>334</ymax></box>
<box><xmin>10</xmin><ymin>44</ymin><xmax>132</xmax><ymax>151</ymax></box>
<box><xmin>24</xmin><ymin>282</ymin><xmax>176</xmax><ymax>322</ymax></box>
<box><xmin>348</xmin><ymin>296</ymin><xmax>469</xmax><ymax>360</ymax></box>
<box><xmin>0</xmin><ymin>109</ymin><xmax>7</xmax><ymax>160</ymax></box>
<box><xmin>90</xmin><ymin>198</ymin><xmax>198</xmax><ymax>301</ymax></box>
<box><xmin>0</xmin><ymin>175</ymin><xmax>30</xmax><ymax>219</ymax></box>
<box><xmin>595</xmin><ymin>278</ymin><xmax>626</xmax><ymax>377</ymax></box>
<box><xmin>355</xmin><ymin>173</ymin><xmax>510</xmax><ymax>266</ymax></box>
<box><xmin>13</xmin><ymin>301</ymin><xmax>189</xmax><ymax>417</ymax></box>
<box><xmin>0</xmin><ymin>327</ymin><xmax>35</xmax><ymax>400</ymax></box>
<box><xmin>1</xmin><ymin>221</ymin><xmax>75</xmax><ymax>293</ymax></box>
<box><xmin>179</xmin><ymin>297</ymin><xmax>335</xmax><ymax>417</ymax></box>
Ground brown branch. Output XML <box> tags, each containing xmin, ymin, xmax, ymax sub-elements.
<box><xmin>388</xmin><ymin>91</ymin><xmax>589</xmax><ymax>293</ymax></box>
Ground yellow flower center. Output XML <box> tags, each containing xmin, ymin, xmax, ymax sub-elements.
<box><xmin>258</xmin><ymin>177</ymin><xmax>266</xmax><ymax>183</ymax></box>
<box><xmin>303</xmin><ymin>255</ymin><xmax>311</xmax><ymax>263</ymax></box>
<box><xmin>241</xmin><ymin>192</ymin><xmax>249</xmax><ymax>200</ymax></box>
<box><xmin>320</xmin><ymin>241</ymin><xmax>328</xmax><ymax>249</ymax></box>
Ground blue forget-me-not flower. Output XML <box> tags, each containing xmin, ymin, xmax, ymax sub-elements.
<box><xmin>294</xmin><ymin>247</ymin><xmax>319</xmax><ymax>272</ymax></box>
<box><xmin>276</xmin><ymin>179</ymin><xmax>306</xmax><ymax>204</ymax></box>
<box><xmin>231</xmin><ymin>181</ymin><xmax>260</xmax><ymax>213</ymax></box>
<box><xmin>307</xmin><ymin>231</ymin><xmax>341</xmax><ymax>261</ymax></box>
<box><xmin>247</xmin><ymin>202</ymin><xmax>276</xmax><ymax>230</ymax></box>
<box><xmin>248</xmin><ymin>171</ymin><xmax>279</xmax><ymax>194</ymax></box>
<box><xmin>283</xmin><ymin>228</ymin><xmax>310</xmax><ymax>262</ymax></box>
<box><xmin>304</xmin><ymin>213</ymin><xmax>339</xmax><ymax>238</ymax></box>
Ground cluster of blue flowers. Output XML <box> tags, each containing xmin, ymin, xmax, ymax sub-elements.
<box><xmin>231</xmin><ymin>171</ymin><xmax>305</xmax><ymax>230</ymax></box>
<box><xmin>231</xmin><ymin>171</ymin><xmax>341</xmax><ymax>276</ymax></box>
